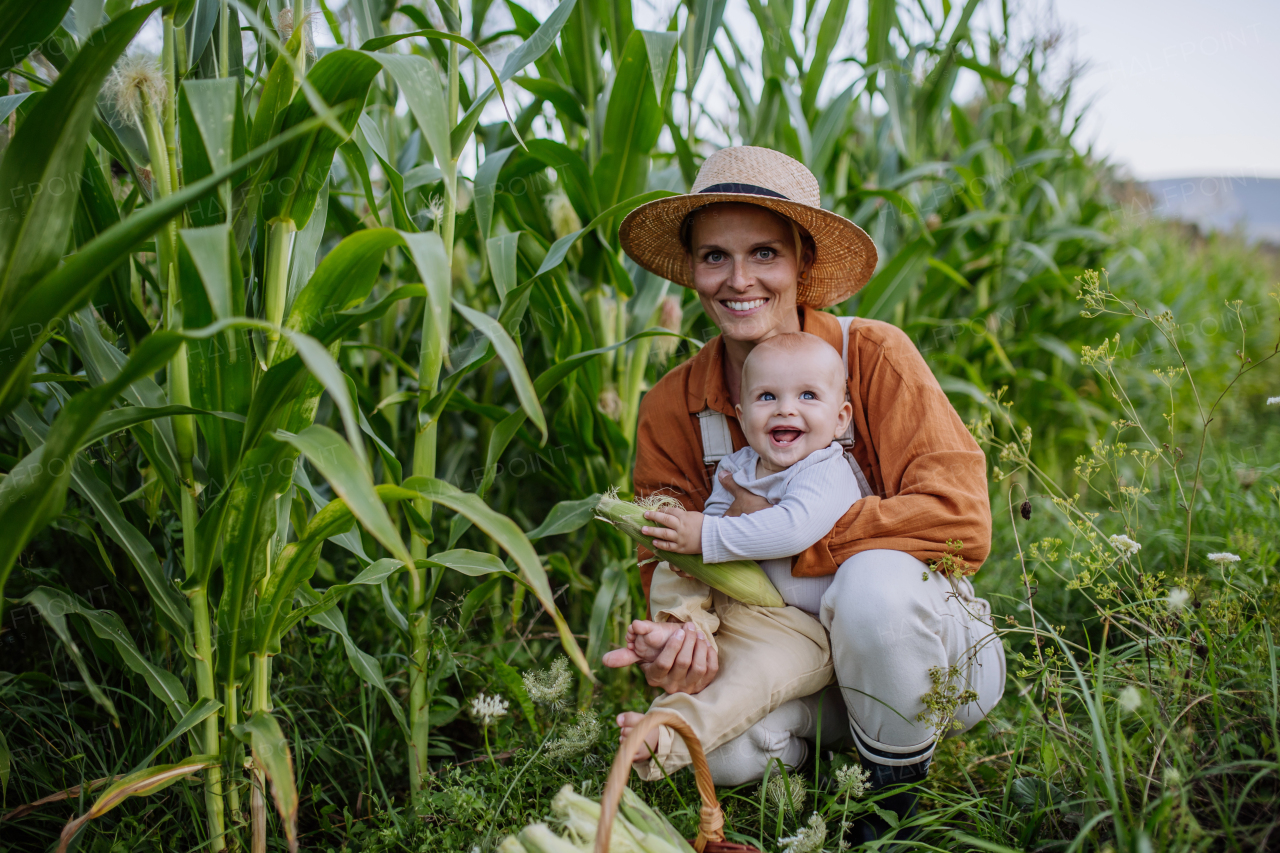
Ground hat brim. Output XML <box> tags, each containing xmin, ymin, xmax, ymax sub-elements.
<box><xmin>618</xmin><ymin>192</ymin><xmax>878</xmax><ymax>309</ymax></box>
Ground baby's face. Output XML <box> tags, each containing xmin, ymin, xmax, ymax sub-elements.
<box><xmin>736</xmin><ymin>344</ymin><xmax>852</xmax><ymax>474</ymax></box>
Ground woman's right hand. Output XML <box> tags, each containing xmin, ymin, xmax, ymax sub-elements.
<box><xmin>639</xmin><ymin>621</ymin><xmax>718</xmax><ymax>694</ymax></box>
<box><xmin>720</xmin><ymin>471</ymin><xmax>772</xmax><ymax>517</ymax></box>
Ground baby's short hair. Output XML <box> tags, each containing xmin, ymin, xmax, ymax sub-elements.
<box><xmin>742</xmin><ymin>332</ymin><xmax>846</xmax><ymax>395</ymax></box>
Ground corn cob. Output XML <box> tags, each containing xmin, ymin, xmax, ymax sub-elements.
<box><xmin>594</xmin><ymin>491</ymin><xmax>785</xmax><ymax>608</ymax></box>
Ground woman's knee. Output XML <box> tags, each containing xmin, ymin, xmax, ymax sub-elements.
<box><xmin>823</xmin><ymin>550</ymin><xmax>927</xmax><ymax>632</ymax></box>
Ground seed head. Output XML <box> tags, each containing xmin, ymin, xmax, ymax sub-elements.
<box><xmin>762</xmin><ymin>774</ymin><xmax>806</xmax><ymax>814</ymax></box>
<box><xmin>469</xmin><ymin>692</ymin><xmax>509</xmax><ymax>726</ymax></box>
<box><xmin>276</xmin><ymin>8</ymin><xmax>316</xmax><ymax>58</ymax></box>
<box><xmin>106</xmin><ymin>54</ymin><xmax>166</xmax><ymax>129</ymax></box>
<box><xmin>1020</xmin><ymin>500</ymin><xmax>1032</xmax><ymax>520</ymax></box>
<box><xmin>1165</xmin><ymin>587</ymin><xmax>1190</xmax><ymax>611</ymax></box>
<box><xmin>523</xmin><ymin>657</ymin><xmax>572</xmax><ymax>710</ymax></box>
<box><xmin>1118</xmin><ymin>685</ymin><xmax>1142</xmax><ymax>713</ymax></box>
<box><xmin>779</xmin><ymin>813</ymin><xmax>827</xmax><ymax>853</ymax></box>
<box><xmin>545</xmin><ymin>711</ymin><xmax>602</xmax><ymax>759</ymax></box>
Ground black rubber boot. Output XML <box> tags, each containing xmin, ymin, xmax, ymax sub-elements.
<box><xmin>842</xmin><ymin>752</ymin><xmax>929</xmax><ymax>848</ymax></box>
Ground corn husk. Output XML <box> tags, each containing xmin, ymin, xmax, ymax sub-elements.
<box><xmin>498</xmin><ymin>837</ymin><xmax>530</xmax><ymax>853</ymax></box>
<box><xmin>594</xmin><ymin>491</ymin><xmax>785</xmax><ymax>608</ymax></box>
<box><xmin>619</xmin><ymin>789</ymin><xmax>697</xmax><ymax>853</ymax></box>
<box><xmin>519</xmin><ymin>823</ymin><xmax>585</xmax><ymax>853</ymax></box>
<box><xmin>545</xmin><ymin>784</ymin><xmax>690</xmax><ymax>853</ymax></box>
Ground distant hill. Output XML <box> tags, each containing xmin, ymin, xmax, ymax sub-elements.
<box><xmin>1143</xmin><ymin>177</ymin><xmax>1280</xmax><ymax>244</ymax></box>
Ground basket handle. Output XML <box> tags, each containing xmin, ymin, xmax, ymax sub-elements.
<box><xmin>595</xmin><ymin>710</ymin><xmax>725</xmax><ymax>853</ymax></box>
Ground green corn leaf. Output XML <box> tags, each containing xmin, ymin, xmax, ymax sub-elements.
<box><xmin>534</xmin><ymin>190</ymin><xmax>679</xmax><ymax>278</ymax></box>
<box><xmin>0</xmin><ymin>110</ymin><xmax>330</xmax><ymax>409</ymax></box>
<box><xmin>135</xmin><ymin>697</ymin><xmax>222</xmax><ymax>770</ymax></box>
<box><xmin>231</xmin><ymin>712</ymin><xmax>299</xmax><ymax>853</ymax></box>
<box><xmin>497</xmin><ymin>0</ymin><xmax>578</xmax><ymax>83</ymax></box>
<box><xmin>0</xmin><ymin>329</ymin><xmax>188</xmax><ymax>608</ymax></box>
<box><xmin>594</xmin><ymin>31</ymin><xmax>666</xmax><ymax>209</ymax></box>
<box><xmin>458</xmin><ymin>576</ymin><xmax>502</xmax><ymax>630</ymax></box>
<box><xmin>301</xmin><ymin>586</ymin><xmax>411</xmax><ymax>738</ymax></box>
<box><xmin>492</xmin><ymin>658</ymin><xmax>540</xmax><ymax>735</ymax></box>
<box><xmin>585</xmin><ymin>562</ymin><xmax>627</xmax><ymax>675</ymax></box>
<box><xmin>391</xmin><ymin>477</ymin><xmax>592</xmax><ymax>680</ymax></box>
<box><xmin>421</xmin><ymin>549</ymin><xmax>508</xmax><ymax>577</ymax></box>
<box><xmin>367</xmin><ymin>52</ymin><xmax>454</xmax><ymax>202</ymax></box>
<box><xmin>263</xmin><ymin>49</ymin><xmax>381</xmax><ymax>226</ymax></box>
<box><xmin>19</xmin><ymin>587</ymin><xmax>192</xmax><ymax>723</ymax></box>
<box><xmin>279</xmin><ymin>425</ymin><xmax>413</xmax><ymax>566</ymax></box>
<box><xmin>474</xmin><ymin>145</ymin><xmax>517</xmax><ymax>242</ymax></box>
<box><xmin>527</xmin><ymin>494</ymin><xmax>602</xmax><ymax>540</ymax></box>
<box><xmin>684</xmin><ymin>0</ymin><xmax>727</xmax><ymax>88</ymax></box>
<box><xmin>453</xmin><ymin>301</ymin><xmax>546</xmax><ymax>441</ymax></box>
<box><xmin>512</xmin><ymin>76</ymin><xmax>587</xmax><ymax>127</ymax></box>
<box><xmin>799</xmin><ymin>0</ymin><xmax>850</xmax><ymax>116</ymax></box>
<box><xmin>856</xmin><ymin>235</ymin><xmax>933</xmax><ymax>321</ymax></box>
<box><xmin>0</xmin><ymin>1</ymin><xmax>164</xmax><ymax>330</ymax></box>
<box><xmin>0</xmin><ymin>0</ymin><xmax>73</xmax><ymax>75</ymax></box>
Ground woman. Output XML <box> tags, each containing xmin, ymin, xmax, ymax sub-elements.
<box><xmin>605</xmin><ymin>147</ymin><xmax>1006</xmax><ymax>838</ymax></box>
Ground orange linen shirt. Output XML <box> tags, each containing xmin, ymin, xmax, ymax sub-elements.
<box><xmin>633</xmin><ymin>308</ymin><xmax>991</xmax><ymax>604</ymax></box>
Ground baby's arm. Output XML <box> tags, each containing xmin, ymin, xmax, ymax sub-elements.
<box><xmin>702</xmin><ymin>451</ymin><xmax>860</xmax><ymax>563</ymax></box>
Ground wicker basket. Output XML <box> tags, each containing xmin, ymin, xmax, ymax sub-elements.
<box><xmin>594</xmin><ymin>710</ymin><xmax>762</xmax><ymax>853</ymax></box>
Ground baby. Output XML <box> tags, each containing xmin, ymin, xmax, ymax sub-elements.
<box><xmin>605</xmin><ymin>332</ymin><xmax>862</xmax><ymax>780</ymax></box>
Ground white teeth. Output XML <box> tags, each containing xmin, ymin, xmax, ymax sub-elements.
<box><xmin>724</xmin><ymin>299</ymin><xmax>766</xmax><ymax>311</ymax></box>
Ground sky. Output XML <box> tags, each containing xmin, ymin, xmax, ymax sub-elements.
<box><xmin>1025</xmin><ymin>0</ymin><xmax>1280</xmax><ymax>179</ymax></box>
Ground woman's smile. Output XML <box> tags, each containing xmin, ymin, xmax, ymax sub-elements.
<box><xmin>721</xmin><ymin>297</ymin><xmax>770</xmax><ymax>315</ymax></box>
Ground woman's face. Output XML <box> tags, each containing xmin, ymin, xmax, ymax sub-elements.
<box><xmin>687</xmin><ymin>203</ymin><xmax>810</xmax><ymax>344</ymax></box>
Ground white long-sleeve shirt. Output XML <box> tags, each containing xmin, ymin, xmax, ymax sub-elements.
<box><xmin>700</xmin><ymin>442</ymin><xmax>861</xmax><ymax>613</ymax></box>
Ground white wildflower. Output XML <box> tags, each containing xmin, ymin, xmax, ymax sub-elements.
<box><xmin>1267</xmin><ymin>396</ymin><xmax>1280</xmax><ymax>405</ymax></box>
<box><xmin>762</xmin><ymin>774</ymin><xmax>806</xmax><ymax>814</ymax></box>
<box><xmin>1207</xmin><ymin>552</ymin><xmax>1241</xmax><ymax>567</ymax></box>
<box><xmin>1165</xmin><ymin>587</ymin><xmax>1190</xmax><ymax>611</ymax></box>
<box><xmin>1108</xmin><ymin>534</ymin><xmax>1141</xmax><ymax>558</ymax></box>
<box><xmin>1162</xmin><ymin>766</ymin><xmax>1182</xmax><ymax>787</ymax></box>
<box><xmin>835</xmin><ymin>763</ymin><xmax>872</xmax><ymax>799</ymax></box>
<box><xmin>546</xmin><ymin>712</ymin><xmax>603</xmax><ymax>760</ymax></box>
<box><xmin>470</xmin><ymin>692</ymin><xmax>509</xmax><ymax>726</ymax></box>
<box><xmin>523</xmin><ymin>657</ymin><xmax>573</xmax><ymax>709</ymax></box>
<box><xmin>1118</xmin><ymin>685</ymin><xmax>1143</xmax><ymax>713</ymax></box>
<box><xmin>779</xmin><ymin>813</ymin><xmax>827</xmax><ymax>853</ymax></box>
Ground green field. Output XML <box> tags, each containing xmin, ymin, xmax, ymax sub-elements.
<box><xmin>0</xmin><ymin>1</ymin><xmax>1277</xmax><ymax>851</ymax></box>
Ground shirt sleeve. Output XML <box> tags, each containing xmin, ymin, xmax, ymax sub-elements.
<box><xmin>701</xmin><ymin>452</ymin><xmax>860</xmax><ymax>562</ymax></box>
<box><xmin>701</xmin><ymin>458</ymin><xmax>737</xmax><ymax>519</ymax></box>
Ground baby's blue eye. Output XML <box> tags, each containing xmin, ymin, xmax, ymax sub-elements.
<box><xmin>801</xmin><ymin>391</ymin><xmax>816</xmax><ymax>400</ymax></box>
<box><xmin>760</xmin><ymin>392</ymin><xmax>775</xmax><ymax>401</ymax></box>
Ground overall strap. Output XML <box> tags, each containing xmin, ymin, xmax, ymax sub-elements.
<box><xmin>697</xmin><ymin>408</ymin><xmax>735</xmax><ymax>465</ymax></box>
<box><xmin>837</xmin><ymin>315</ymin><xmax>877</xmax><ymax>499</ymax></box>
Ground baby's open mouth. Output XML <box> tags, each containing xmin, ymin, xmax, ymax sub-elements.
<box><xmin>770</xmin><ymin>428</ymin><xmax>802</xmax><ymax>446</ymax></box>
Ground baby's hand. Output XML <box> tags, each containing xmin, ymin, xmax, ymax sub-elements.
<box><xmin>641</xmin><ymin>507</ymin><xmax>704</xmax><ymax>553</ymax></box>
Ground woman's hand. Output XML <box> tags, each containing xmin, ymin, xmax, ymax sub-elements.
<box><xmin>720</xmin><ymin>471</ymin><xmax>772</xmax><ymax>517</ymax></box>
<box><xmin>639</xmin><ymin>622</ymin><xmax>718</xmax><ymax>694</ymax></box>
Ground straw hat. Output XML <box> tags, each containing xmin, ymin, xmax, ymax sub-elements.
<box><xmin>618</xmin><ymin>146</ymin><xmax>878</xmax><ymax>308</ymax></box>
